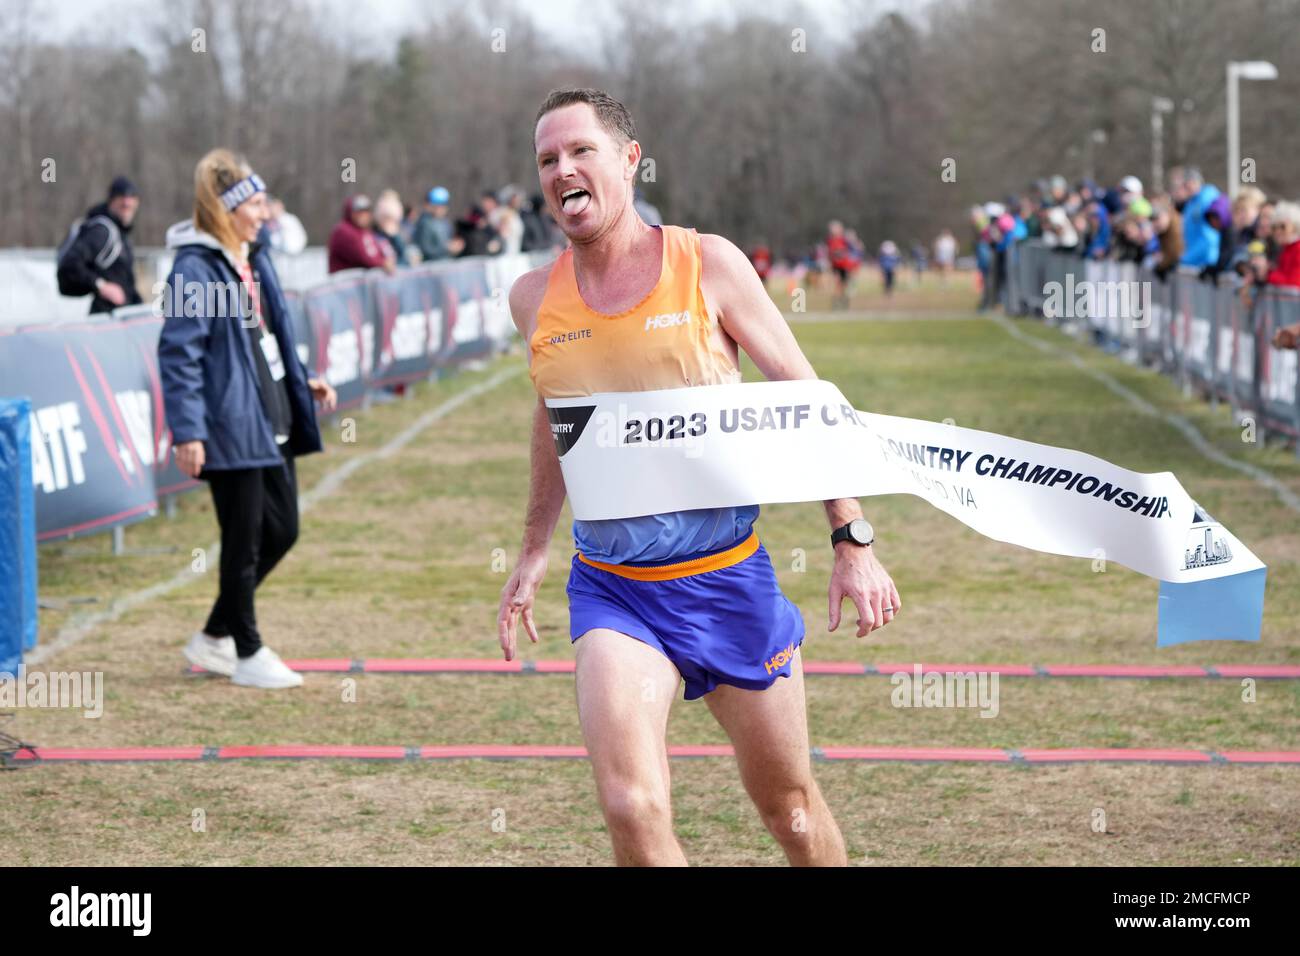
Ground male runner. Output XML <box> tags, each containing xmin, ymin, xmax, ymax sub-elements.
<box><xmin>497</xmin><ymin>89</ymin><xmax>901</xmax><ymax>866</ymax></box>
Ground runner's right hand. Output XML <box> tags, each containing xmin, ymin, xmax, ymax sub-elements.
<box><xmin>497</xmin><ymin>549</ymin><xmax>548</xmax><ymax>661</ymax></box>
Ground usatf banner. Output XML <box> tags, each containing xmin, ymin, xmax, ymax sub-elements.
<box><xmin>0</xmin><ymin>314</ymin><xmax>199</xmax><ymax>540</ymax></box>
<box><xmin>545</xmin><ymin>379</ymin><xmax>1266</xmax><ymax>647</ymax></box>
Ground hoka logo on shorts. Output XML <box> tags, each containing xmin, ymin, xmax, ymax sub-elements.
<box><xmin>643</xmin><ymin>310</ymin><xmax>691</xmax><ymax>331</ymax></box>
<box><xmin>763</xmin><ymin>641</ymin><xmax>796</xmax><ymax>674</ymax></box>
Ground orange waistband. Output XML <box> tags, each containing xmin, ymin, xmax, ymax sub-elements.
<box><xmin>577</xmin><ymin>531</ymin><xmax>760</xmax><ymax>581</ymax></box>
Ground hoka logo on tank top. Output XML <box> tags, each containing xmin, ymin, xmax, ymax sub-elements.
<box><xmin>529</xmin><ymin>225</ymin><xmax>758</xmax><ymax>564</ymax></box>
<box><xmin>643</xmin><ymin>310</ymin><xmax>691</xmax><ymax>331</ymax></box>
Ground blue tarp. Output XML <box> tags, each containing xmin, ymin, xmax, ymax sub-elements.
<box><xmin>0</xmin><ymin>396</ymin><xmax>38</xmax><ymax>671</ymax></box>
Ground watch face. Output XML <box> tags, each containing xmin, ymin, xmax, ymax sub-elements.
<box><xmin>850</xmin><ymin>518</ymin><xmax>873</xmax><ymax>544</ymax></box>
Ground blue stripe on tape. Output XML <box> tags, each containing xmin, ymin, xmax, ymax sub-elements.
<box><xmin>1157</xmin><ymin>567</ymin><xmax>1266</xmax><ymax>647</ymax></box>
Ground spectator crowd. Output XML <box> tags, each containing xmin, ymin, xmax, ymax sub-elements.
<box><xmin>326</xmin><ymin>183</ymin><xmax>567</xmax><ymax>274</ymax></box>
<box><xmin>970</xmin><ymin>167</ymin><xmax>1300</xmax><ymax>326</ymax></box>
<box><xmin>54</xmin><ymin>174</ymin><xmax>573</xmax><ymax>317</ymax></box>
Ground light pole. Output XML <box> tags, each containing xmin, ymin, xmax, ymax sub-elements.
<box><xmin>1151</xmin><ymin>97</ymin><xmax>1173</xmax><ymax>193</ymax></box>
<box><xmin>1226</xmin><ymin>60</ymin><xmax>1277</xmax><ymax>199</ymax></box>
<box><xmin>1086</xmin><ymin>128</ymin><xmax>1107</xmax><ymax>182</ymax></box>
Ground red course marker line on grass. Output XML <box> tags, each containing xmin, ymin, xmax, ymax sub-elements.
<box><xmin>364</xmin><ymin>659</ymin><xmax>525</xmax><ymax>673</ymax></box>
<box><xmin>820</xmin><ymin>746</ymin><xmax>1013</xmax><ymax>762</ymax></box>
<box><xmin>7</xmin><ymin>746</ymin><xmax>1300</xmax><ymax>765</ymax></box>
<box><xmin>216</xmin><ymin>745</ymin><xmax>409</xmax><ymax>760</ymax></box>
<box><xmin>1040</xmin><ymin>664</ymin><xmax>1211</xmax><ymax>678</ymax></box>
<box><xmin>9</xmin><ymin>746</ymin><xmax>207</xmax><ymax>762</ymax></box>
<box><xmin>1212</xmin><ymin>665</ymin><xmax>1300</xmax><ymax>679</ymax></box>
<box><xmin>1219</xmin><ymin>751</ymin><xmax>1300</xmax><ymax>764</ymax></box>
<box><xmin>1017</xmin><ymin>748</ymin><xmax>1215</xmax><ymax>763</ymax></box>
<box><xmin>282</xmin><ymin>659</ymin><xmax>355</xmax><ymax>672</ymax></box>
<box><xmin>185</xmin><ymin>659</ymin><xmax>1300</xmax><ymax>679</ymax></box>
<box><xmin>419</xmin><ymin>744</ymin><xmax>587</xmax><ymax>759</ymax></box>
<box><xmin>871</xmin><ymin>662</ymin><xmax>1044</xmax><ymax>677</ymax></box>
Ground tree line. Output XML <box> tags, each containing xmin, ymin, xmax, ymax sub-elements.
<box><xmin>3</xmin><ymin>0</ymin><xmax>1298</xmax><ymax>258</ymax></box>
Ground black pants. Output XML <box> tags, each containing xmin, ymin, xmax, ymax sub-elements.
<box><xmin>202</xmin><ymin>451</ymin><xmax>299</xmax><ymax>657</ymax></box>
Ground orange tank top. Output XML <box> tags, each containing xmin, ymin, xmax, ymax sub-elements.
<box><xmin>528</xmin><ymin>224</ymin><xmax>758</xmax><ymax>568</ymax></box>
<box><xmin>529</xmin><ymin>225</ymin><xmax>740</xmax><ymax>397</ymax></box>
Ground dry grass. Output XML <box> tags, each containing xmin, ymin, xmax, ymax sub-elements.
<box><xmin>4</xmin><ymin>761</ymin><xmax>1295</xmax><ymax>866</ymax></box>
<box><xmin>5</xmin><ymin>309</ymin><xmax>1297</xmax><ymax>866</ymax></box>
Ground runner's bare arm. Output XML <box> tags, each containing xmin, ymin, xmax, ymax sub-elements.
<box><xmin>497</xmin><ymin>267</ymin><xmax>566</xmax><ymax>659</ymax></box>
<box><xmin>700</xmin><ymin>233</ymin><xmax>901</xmax><ymax>635</ymax></box>
<box><xmin>700</xmin><ymin>232</ymin><xmax>859</xmax><ymax>529</ymax></box>
<box><xmin>701</xmin><ymin>233</ymin><xmax>819</xmax><ymax>381</ymax></box>
<box><xmin>509</xmin><ymin>266</ymin><xmax>568</xmax><ymax>552</ymax></box>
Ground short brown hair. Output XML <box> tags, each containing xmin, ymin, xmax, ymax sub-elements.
<box><xmin>534</xmin><ymin>88</ymin><xmax>636</xmax><ymax>148</ymax></box>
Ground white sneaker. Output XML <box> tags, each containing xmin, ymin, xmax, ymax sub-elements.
<box><xmin>231</xmin><ymin>647</ymin><xmax>304</xmax><ymax>689</ymax></box>
<box><xmin>183</xmin><ymin>631</ymin><xmax>238</xmax><ymax>677</ymax></box>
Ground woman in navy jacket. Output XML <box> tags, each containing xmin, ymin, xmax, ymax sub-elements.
<box><xmin>158</xmin><ymin>148</ymin><xmax>336</xmax><ymax>689</ymax></box>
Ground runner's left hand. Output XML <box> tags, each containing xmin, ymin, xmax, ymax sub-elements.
<box><xmin>828</xmin><ymin>542</ymin><xmax>901</xmax><ymax>637</ymax></box>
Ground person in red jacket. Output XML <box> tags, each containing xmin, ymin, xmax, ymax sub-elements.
<box><xmin>1260</xmin><ymin>202</ymin><xmax>1300</xmax><ymax>349</ymax></box>
<box><xmin>826</xmin><ymin>220</ymin><xmax>858</xmax><ymax>309</ymax></box>
<box><xmin>1265</xmin><ymin>202</ymin><xmax>1300</xmax><ymax>287</ymax></box>
<box><xmin>327</xmin><ymin>195</ymin><xmax>395</xmax><ymax>274</ymax></box>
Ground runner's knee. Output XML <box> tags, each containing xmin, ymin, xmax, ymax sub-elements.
<box><xmin>600</xmin><ymin>780</ymin><xmax>673</xmax><ymax>835</ymax></box>
<box><xmin>753</xmin><ymin>781</ymin><xmax>818</xmax><ymax>837</ymax></box>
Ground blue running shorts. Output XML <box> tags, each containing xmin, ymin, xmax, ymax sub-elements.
<box><xmin>566</xmin><ymin>531</ymin><xmax>806</xmax><ymax>700</ymax></box>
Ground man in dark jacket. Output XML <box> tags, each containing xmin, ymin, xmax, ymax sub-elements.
<box><xmin>57</xmin><ymin>175</ymin><xmax>143</xmax><ymax>314</ymax></box>
<box><xmin>455</xmin><ymin>205</ymin><xmax>502</xmax><ymax>257</ymax></box>
<box><xmin>519</xmin><ymin>193</ymin><xmax>552</xmax><ymax>252</ymax></box>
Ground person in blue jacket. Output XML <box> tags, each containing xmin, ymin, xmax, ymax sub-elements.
<box><xmin>1084</xmin><ymin>201</ymin><xmax>1111</xmax><ymax>259</ymax></box>
<box><xmin>158</xmin><ymin>148</ymin><xmax>336</xmax><ymax>689</ymax></box>
<box><xmin>1174</xmin><ymin>167</ymin><xmax>1221</xmax><ymax>270</ymax></box>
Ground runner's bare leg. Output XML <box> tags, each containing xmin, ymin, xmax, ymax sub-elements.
<box><xmin>575</xmin><ymin>628</ymin><xmax>686</xmax><ymax>865</ymax></box>
<box><xmin>704</xmin><ymin>649</ymin><xmax>846</xmax><ymax>865</ymax></box>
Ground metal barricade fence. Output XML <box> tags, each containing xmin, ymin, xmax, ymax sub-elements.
<box><xmin>1001</xmin><ymin>241</ymin><xmax>1019</xmax><ymax>314</ymax></box>
<box><xmin>0</xmin><ymin>250</ymin><xmax>558</xmax><ymax>545</ymax></box>
<box><xmin>1043</xmin><ymin>247</ymin><xmax>1073</xmax><ymax>318</ymax></box>
<box><xmin>1012</xmin><ymin>241</ymin><xmax>1035</xmax><ymax>314</ymax></box>
<box><xmin>1115</xmin><ymin>260</ymin><xmax>1143</xmax><ymax>350</ymax></box>
<box><xmin>1173</xmin><ymin>268</ymin><xmax>1216</xmax><ymax>390</ymax></box>
<box><xmin>1251</xmin><ymin>286</ymin><xmax>1300</xmax><ymax>443</ymax></box>
<box><xmin>1011</xmin><ymin>237</ymin><xmax>1299</xmax><ymax>454</ymax></box>
<box><xmin>1145</xmin><ymin>269</ymin><xmax>1176</xmax><ymax>371</ymax></box>
<box><xmin>1083</xmin><ymin>258</ymin><xmax>1144</xmax><ymax>349</ymax></box>
<box><xmin>1010</xmin><ymin>241</ymin><xmax>1059</xmax><ymax>315</ymax></box>
<box><xmin>1212</xmin><ymin>278</ymin><xmax>1253</xmax><ymax>414</ymax></box>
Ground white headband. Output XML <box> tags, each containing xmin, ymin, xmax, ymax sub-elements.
<box><xmin>220</xmin><ymin>173</ymin><xmax>266</xmax><ymax>211</ymax></box>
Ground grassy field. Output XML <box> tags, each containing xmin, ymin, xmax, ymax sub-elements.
<box><xmin>3</xmin><ymin>273</ymin><xmax>1298</xmax><ymax>865</ymax></box>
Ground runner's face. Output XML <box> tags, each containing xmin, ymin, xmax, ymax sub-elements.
<box><xmin>535</xmin><ymin>103</ymin><xmax>637</xmax><ymax>243</ymax></box>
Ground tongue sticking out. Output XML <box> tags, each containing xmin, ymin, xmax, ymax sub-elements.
<box><xmin>562</xmin><ymin>191</ymin><xmax>591</xmax><ymax>216</ymax></box>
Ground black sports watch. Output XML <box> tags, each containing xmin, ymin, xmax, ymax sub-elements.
<box><xmin>831</xmin><ymin>518</ymin><xmax>874</xmax><ymax>548</ymax></box>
